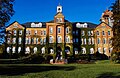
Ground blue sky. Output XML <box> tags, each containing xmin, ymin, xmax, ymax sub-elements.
<box><xmin>8</xmin><ymin>0</ymin><xmax>116</xmax><ymax>25</ymax></box>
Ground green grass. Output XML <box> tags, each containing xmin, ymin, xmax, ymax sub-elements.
<box><xmin>0</xmin><ymin>63</ymin><xmax>120</xmax><ymax>78</ymax></box>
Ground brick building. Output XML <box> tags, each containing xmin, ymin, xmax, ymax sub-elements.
<box><xmin>5</xmin><ymin>4</ymin><xmax>113</xmax><ymax>60</ymax></box>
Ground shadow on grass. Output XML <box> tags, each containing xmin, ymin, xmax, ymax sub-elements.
<box><xmin>96</xmin><ymin>72</ymin><xmax>120</xmax><ymax>78</ymax></box>
<box><xmin>0</xmin><ymin>65</ymin><xmax>76</xmax><ymax>76</ymax></box>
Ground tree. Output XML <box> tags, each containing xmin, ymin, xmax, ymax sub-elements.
<box><xmin>111</xmin><ymin>0</ymin><xmax>120</xmax><ymax>62</ymax></box>
<box><xmin>0</xmin><ymin>0</ymin><xmax>15</xmax><ymax>44</ymax></box>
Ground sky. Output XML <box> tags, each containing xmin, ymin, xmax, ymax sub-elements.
<box><xmin>8</xmin><ymin>0</ymin><xmax>116</xmax><ymax>25</ymax></box>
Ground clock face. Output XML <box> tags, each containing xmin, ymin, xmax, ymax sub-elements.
<box><xmin>58</xmin><ymin>8</ymin><xmax>61</xmax><ymax>11</ymax></box>
<box><xmin>56</xmin><ymin>18</ymin><xmax>62</xmax><ymax>23</ymax></box>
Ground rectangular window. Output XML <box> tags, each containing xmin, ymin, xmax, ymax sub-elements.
<box><xmin>7</xmin><ymin>38</ymin><xmax>10</xmax><ymax>43</ymax></box>
<box><xmin>81</xmin><ymin>30</ymin><xmax>85</xmax><ymax>36</ymax></box>
<box><xmin>66</xmin><ymin>27</ymin><xmax>69</xmax><ymax>34</ymax></box>
<box><xmin>76</xmin><ymin>38</ymin><xmax>78</xmax><ymax>43</ymax></box>
<box><xmin>28</xmin><ymin>38</ymin><xmax>31</xmax><ymax>44</ymax></box>
<box><xmin>13</xmin><ymin>30</ymin><xmax>17</xmax><ymax>36</ymax></box>
<box><xmin>43</xmin><ymin>38</ymin><xmax>46</xmax><ymax>44</ymax></box>
<box><xmin>96</xmin><ymin>31</ymin><xmax>99</xmax><ymax>35</ymax></box>
<box><xmin>102</xmin><ymin>31</ymin><xmax>105</xmax><ymax>35</ymax></box>
<box><xmin>50</xmin><ymin>27</ymin><xmax>53</xmax><ymax>34</ymax></box>
<box><xmin>76</xmin><ymin>30</ymin><xmax>78</xmax><ymax>35</ymax></box>
<box><xmin>97</xmin><ymin>38</ymin><xmax>100</xmax><ymax>44</ymax></box>
<box><xmin>43</xmin><ymin>30</ymin><xmax>46</xmax><ymax>35</ymax></box>
<box><xmin>58</xmin><ymin>27</ymin><xmax>61</xmax><ymax>33</ymax></box>
<box><xmin>108</xmin><ymin>31</ymin><xmax>110</xmax><ymax>35</ymax></box>
<box><xmin>41</xmin><ymin>31</ymin><xmax>43</xmax><ymax>35</ymax></box>
<box><xmin>32</xmin><ymin>38</ymin><xmax>34</xmax><ymax>44</ymax></box>
<box><xmin>88</xmin><ymin>31</ymin><xmax>91</xmax><ymax>36</ymax></box>
<box><xmin>35</xmin><ymin>30</ymin><xmax>37</xmax><ymax>35</ymax></box>
<box><xmin>13</xmin><ymin>38</ymin><xmax>16</xmax><ymax>44</ymax></box>
<box><xmin>40</xmin><ymin>38</ymin><xmax>43</xmax><ymax>45</ymax></box>
<box><xmin>36</xmin><ymin>38</ymin><xmax>39</xmax><ymax>44</ymax></box>
<box><xmin>19</xmin><ymin>37</ymin><xmax>22</xmax><ymax>44</ymax></box>
<box><xmin>103</xmin><ymin>38</ymin><xmax>106</xmax><ymax>44</ymax></box>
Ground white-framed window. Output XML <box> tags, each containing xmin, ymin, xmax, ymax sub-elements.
<box><xmin>49</xmin><ymin>36</ymin><xmax>53</xmax><ymax>43</ymax></box>
<box><xmin>65</xmin><ymin>36</ymin><xmax>70</xmax><ymax>43</ymax></box>
<box><xmin>58</xmin><ymin>27</ymin><xmax>61</xmax><ymax>34</ymax></box>
<box><xmin>90</xmin><ymin>48</ymin><xmax>94</xmax><ymax>54</ymax></box>
<box><xmin>41</xmin><ymin>47</ymin><xmax>45</xmax><ymax>54</ymax></box>
<box><xmin>82</xmin><ymin>47</ymin><xmax>86</xmax><ymax>54</ymax></box>
<box><xmin>12</xmin><ymin>47</ymin><xmax>15</xmax><ymax>53</ymax></box>
<box><xmin>103</xmin><ymin>38</ymin><xmax>106</xmax><ymax>44</ymax></box>
<box><xmin>50</xmin><ymin>49</ymin><xmax>54</xmax><ymax>54</ymax></box>
<box><xmin>84</xmin><ymin>38</ymin><xmax>86</xmax><ymax>45</ymax></box>
<box><xmin>34</xmin><ymin>30</ymin><xmax>37</xmax><ymax>35</ymax></box>
<box><xmin>25</xmin><ymin>47</ymin><xmax>30</xmax><ymax>54</ymax></box>
<box><xmin>103</xmin><ymin>48</ymin><xmax>106</xmax><ymax>53</ymax></box>
<box><xmin>108</xmin><ymin>31</ymin><xmax>110</xmax><ymax>35</ymax></box>
<box><xmin>57</xmin><ymin>36</ymin><xmax>62</xmax><ymax>43</ymax></box>
<box><xmin>98</xmin><ymin>48</ymin><xmax>101</xmax><ymax>53</ymax></box>
<box><xmin>49</xmin><ymin>27</ymin><xmax>53</xmax><ymax>34</ymax></box>
<box><xmin>7</xmin><ymin>47</ymin><xmax>10</xmax><ymax>53</ymax></box>
<box><xmin>19</xmin><ymin>30</ymin><xmax>22</xmax><ymax>35</ymax></box>
<box><xmin>33</xmin><ymin>47</ymin><xmax>37</xmax><ymax>53</ymax></box>
<box><xmin>102</xmin><ymin>31</ymin><xmax>105</xmax><ymax>35</ymax></box>
<box><xmin>43</xmin><ymin>38</ymin><xmax>46</xmax><ymax>44</ymax></box>
<box><xmin>66</xmin><ymin>27</ymin><xmax>69</xmax><ymax>34</ymax></box>
<box><xmin>26</xmin><ymin>30</ymin><xmax>31</xmax><ymax>35</ymax></box>
<box><xmin>88</xmin><ymin>38</ymin><xmax>91</xmax><ymax>45</ymax></box>
<box><xmin>81</xmin><ymin>38</ymin><xmax>83</xmax><ymax>45</ymax></box>
<box><xmin>18</xmin><ymin>47</ymin><xmax>21</xmax><ymax>53</ymax></box>
<box><xmin>81</xmin><ymin>30</ymin><xmax>85</xmax><ymax>36</ymax></box>
<box><xmin>13</xmin><ymin>30</ymin><xmax>17</xmax><ymax>36</ymax></box>
<box><xmin>91</xmin><ymin>31</ymin><xmax>93</xmax><ymax>36</ymax></box>
<box><xmin>43</xmin><ymin>30</ymin><xmax>46</xmax><ymax>35</ymax></box>
<box><xmin>92</xmin><ymin>37</ymin><xmax>94</xmax><ymax>44</ymax></box>
<box><xmin>19</xmin><ymin>37</ymin><xmax>22</xmax><ymax>44</ymax></box>
<box><xmin>25</xmin><ymin>38</ymin><xmax>28</xmax><ymax>44</ymax></box>
<box><xmin>97</xmin><ymin>38</ymin><xmax>100</xmax><ymax>44</ymax></box>
<box><xmin>13</xmin><ymin>38</ymin><xmax>16</xmax><ymax>44</ymax></box>
<box><xmin>40</xmin><ymin>38</ymin><xmax>43</xmax><ymax>44</ymax></box>
<box><xmin>40</xmin><ymin>31</ymin><xmax>43</xmax><ymax>35</ymax></box>
<box><xmin>28</xmin><ymin>37</ymin><xmax>31</xmax><ymax>44</ymax></box>
<box><xmin>88</xmin><ymin>31</ymin><xmax>91</xmax><ymax>36</ymax></box>
<box><xmin>109</xmin><ymin>48</ymin><xmax>113</xmax><ymax>53</ymax></box>
<box><xmin>96</xmin><ymin>31</ymin><xmax>99</xmax><ymax>35</ymax></box>
<box><xmin>7</xmin><ymin>38</ymin><xmax>10</xmax><ymax>43</ymax></box>
<box><xmin>36</xmin><ymin>38</ymin><xmax>39</xmax><ymax>44</ymax></box>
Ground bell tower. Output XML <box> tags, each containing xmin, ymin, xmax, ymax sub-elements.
<box><xmin>57</xmin><ymin>3</ymin><xmax>62</xmax><ymax>13</ymax></box>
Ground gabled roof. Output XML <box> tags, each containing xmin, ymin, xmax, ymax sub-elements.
<box><xmin>22</xmin><ymin>22</ymin><xmax>46</xmax><ymax>28</ymax></box>
<box><xmin>72</xmin><ymin>22</ymin><xmax>97</xmax><ymax>29</ymax></box>
<box><xmin>95</xmin><ymin>22</ymin><xmax>112</xmax><ymax>29</ymax></box>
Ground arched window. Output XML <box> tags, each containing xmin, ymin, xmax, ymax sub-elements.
<box><xmin>98</xmin><ymin>48</ymin><xmax>101</xmax><ymax>53</ymax></box>
<box><xmin>103</xmin><ymin>38</ymin><xmax>106</xmax><ymax>44</ymax></box>
<box><xmin>7</xmin><ymin>47</ymin><xmax>10</xmax><ymax>53</ymax></box>
<box><xmin>57</xmin><ymin>36</ymin><xmax>62</xmax><ymax>43</ymax></box>
<box><xmin>41</xmin><ymin>47</ymin><xmax>45</xmax><ymax>54</ymax></box>
<box><xmin>13</xmin><ymin>30</ymin><xmax>17</xmax><ymax>36</ymax></box>
<box><xmin>97</xmin><ymin>38</ymin><xmax>100</xmax><ymax>44</ymax></box>
<box><xmin>50</xmin><ymin>49</ymin><xmax>54</xmax><ymax>54</ymax></box>
<box><xmin>18</xmin><ymin>47</ymin><xmax>21</xmax><ymax>53</ymax></box>
<box><xmin>12</xmin><ymin>47</ymin><xmax>15</xmax><ymax>53</ymax></box>
<box><xmin>90</xmin><ymin>48</ymin><xmax>94</xmax><ymax>54</ymax></box>
<box><xmin>65</xmin><ymin>36</ymin><xmax>70</xmax><ymax>43</ymax></box>
<box><xmin>31</xmin><ymin>23</ymin><xmax>35</xmax><ymax>27</ymax></box>
<box><xmin>33</xmin><ymin>47</ymin><xmax>37</xmax><ymax>53</ymax></box>
<box><xmin>25</xmin><ymin>47</ymin><xmax>30</xmax><ymax>54</ymax></box>
<box><xmin>19</xmin><ymin>30</ymin><xmax>22</xmax><ymax>35</ymax></box>
<box><xmin>82</xmin><ymin>47</ymin><xmax>86</xmax><ymax>54</ymax></box>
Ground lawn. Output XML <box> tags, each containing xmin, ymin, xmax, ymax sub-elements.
<box><xmin>0</xmin><ymin>62</ymin><xmax>120</xmax><ymax>78</ymax></box>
